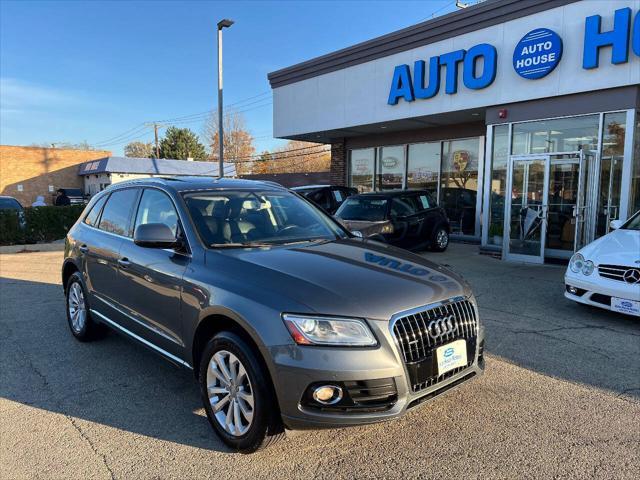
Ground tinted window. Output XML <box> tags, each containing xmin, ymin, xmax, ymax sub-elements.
<box><xmin>335</xmin><ymin>197</ymin><xmax>388</xmax><ymax>221</ymax></box>
<box><xmin>98</xmin><ymin>189</ymin><xmax>139</xmax><ymax>237</ymax></box>
<box><xmin>135</xmin><ymin>189</ymin><xmax>178</xmax><ymax>236</ymax></box>
<box><xmin>84</xmin><ymin>195</ymin><xmax>108</xmax><ymax>227</ymax></box>
<box><xmin>310</xmin><ymin>189</ymin><xmax>332</xmax><ymax>210</ymax></box>
<box><xmin>0</xmin><ymin>198</ymin><xmax>22</xmax><ymax>210</ymax></box>
<box><xmin>391</xmin><ymin>196</ymin><xmax>419</xmax><ymax>217</ymax></box>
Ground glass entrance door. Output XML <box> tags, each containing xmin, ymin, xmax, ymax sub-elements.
<box><xmin>503</xmin><ymin>156</ymin><xmax>550</xmax><ymax>263</ymax></box>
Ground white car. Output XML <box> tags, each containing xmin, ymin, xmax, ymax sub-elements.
<box><xmin>565</xmin><ymin>210</ymin><xmax>640</xmax><ymax>317</ymax></box>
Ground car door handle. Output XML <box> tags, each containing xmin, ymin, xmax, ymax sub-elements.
<box><xmin>79</xmin><ymin>245</ymin><xmax>89</xmax><ymax>254</ymax></box>
<box><xmin>117</xmin><ymin>258</ymin><xmax>131</xmax><ymax>268</ymax></box>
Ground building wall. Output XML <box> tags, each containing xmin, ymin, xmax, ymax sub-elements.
<box><xmin>0</xmin><ymin>146</ymin><xmax>111</xmax><ymax>206</ymax></box>
<box><xmin>272</xmin><ymin>0</ymin><xmax>640</xmax><ymax>138</ymax></box>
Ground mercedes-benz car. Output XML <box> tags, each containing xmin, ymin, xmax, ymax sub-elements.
<box><xmin>565</xmin><ymin>210</ymin><xmax>640</xmax><ymax>316</ymax></box>
<box><xmin>61</xmin><ymin>177</ymin><xmax>484</xmax><ymax>452</ymax></box>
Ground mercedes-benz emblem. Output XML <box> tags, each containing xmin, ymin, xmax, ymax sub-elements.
<box><xmin>623</xmin><ymin>268</ymin><xmax>640</xmax><ymax>284</ymax></box>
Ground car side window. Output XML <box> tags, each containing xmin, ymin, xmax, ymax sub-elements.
<box><xmin>310</xmin><ymin>189</ymin><xmax>332</xmax><ymax>210</ymax></box>
<box><xmin>83</xmin><ymin>195</ymin><xmax>108</xmax><ymax>227</ymax></box>
<box><xmin>332</xmin><ymin>189</ymin><xmax>344</xmax><ymax>203</ymax></box>
<box><xmin>391</xmin><ymin>196</ymin><xmax>417</xmax><ymax>217</ymax></box>
<box><xmin>98</xmin><ymin>188</ymin><xmax>139</xmax><ymax>237</ymax></box>
<box><xmin>134</xmin><ymin>189</ymin><xmax>178</xmax><ymax>236</ymax></box>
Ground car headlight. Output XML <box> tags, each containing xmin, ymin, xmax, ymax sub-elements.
<box><xmin>582</xmin><ymin>260</ymin><xmax>594</xmax><ymax>276</ymax></box>
<box><xmin>569</xmin><ymin>253</ymin><xmax>584</xmax><ymax>273</ymax></box>
<box><xmin>282</xmin><ymin>314</ymin><xmax>377</xmax><ymax>346</ymax></box>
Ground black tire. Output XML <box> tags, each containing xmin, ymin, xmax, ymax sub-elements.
<box><xmin>65</xmin><ymin>272</ymin><xmax>107</xmax><ymax>341</ymax></box>
<box><xmin>430</xmin><ymin>226</ymin><xmax>449</xmax><ymax>252</ymax></box>
<box><xmin>199</xmin><ymin>331</ymin><xmax>284</xmax><ymax>453</ymax></box>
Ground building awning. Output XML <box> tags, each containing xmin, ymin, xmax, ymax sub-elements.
<box><xmin>78</xmin><ymin>157</ymin><xmax>237</xmax><ymax>177</ymax></box>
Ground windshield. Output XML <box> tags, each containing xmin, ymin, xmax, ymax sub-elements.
<box><xmin>335</xmin><ymin>197</ymin><xmax>388</xmax><ymax>221</ymax></box>
<box><xmin>183</xmin><ymin>189</ymin><xmax>347</xmax><ymax>247</ymax></box>
<box><xmin>0</xmin><ymin>198</ymin><xmax>22</xmax><ymax>210</ymax></box>
<box><xmin>622</xmin><ymin>210</ymin><xmax>640</xmax><ymax>230</ymax></box>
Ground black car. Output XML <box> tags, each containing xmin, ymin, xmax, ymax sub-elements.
<box><xmin>292</xmin><ymin>185</ymin><xmax>357</xmax><ymax>214</ymax></box>
<box><xmin>0</xmin><ymin>195</ymin><xmax>26</xmax><ymax>228</ymax></box>
<box><xmin>335</xmin><ymin>190</ymin><xmax>450</xmax><ymax>251</ymax></box>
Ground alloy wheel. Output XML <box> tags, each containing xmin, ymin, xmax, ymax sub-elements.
<box><xmin>68</xmin><ymin>282</ymin><xmax>87</xmax><ymax>333</ymax></box>
<box><xmin>436</xmin><ymin>229</ymin><xmax>449</xmax><ymax>249</ymax></box>
<box><xmin>206</xmin><ymin>350</ymin><xmax>255</xmax><ymax>437</ymax></box>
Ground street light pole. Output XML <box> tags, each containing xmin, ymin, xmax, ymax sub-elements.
<box><xmin>217</xmin><ymin>18</ymin><xmax>234</xmax><ymax>178</ymax></box>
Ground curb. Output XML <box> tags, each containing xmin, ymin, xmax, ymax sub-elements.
<box><xmin>0</xmin><ymin>242</ymin><xmax>65</xmax><ymax>254</ymax></box>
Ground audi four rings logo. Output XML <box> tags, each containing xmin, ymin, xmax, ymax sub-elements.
<box><xmin>427</xmin><ymin>316</ymin><xmax>456</xmax><ymax>339</ymax></box>
<box><xmin>623</xmin><ymin>268</ymin><xmax>640</xmax><ymax>284</ymax></box>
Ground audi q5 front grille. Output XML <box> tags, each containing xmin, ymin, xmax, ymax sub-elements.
<box><xmin>392</xmin><ymin>298</ymin><xmax>478</xmax><ymax>392</ymax></box>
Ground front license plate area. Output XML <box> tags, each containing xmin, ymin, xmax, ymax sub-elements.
<box><xmin>436</xmin><ymin>339</ymin><xmax>468</xmax><ymax>375</ymax></box>
<box><xmin>611</xmin><ymin>297</ymin><xmax>640</xmax><ymax>317</ymax></box>
<box><xmin>404</xmin><ymin>339</ymin><xmax>474</xmax><ymax>386</ymax></box>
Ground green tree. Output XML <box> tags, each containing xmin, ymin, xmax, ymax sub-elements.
<box><xmin>124</xmin><ymin>141</ymin><xmax>154</xmax><ymax>158</ymax></box>
<box><xmin>159</xmin><ymin>127</ymin><xmax>207</xmax><ymax>160</ymax></box>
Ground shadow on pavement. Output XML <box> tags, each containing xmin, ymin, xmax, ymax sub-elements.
<box><xmin>0</xmin><ymin>277</ymin><xmax>231</xmax><ymax>453</ymax></box>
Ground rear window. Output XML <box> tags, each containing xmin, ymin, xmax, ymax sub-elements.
<box><xmin>0</xmin><ymin>198</ymin><xmax>22</xmax><ymax>210</ymax></box>
<box><xmin>335</xmin><ymin>197</ymin><xmax>388</xmax><ymax>221</ymax></box>
<box><xmin>98</xmin><ymin>189</ymin><xmax>139</xmax><ymax>237</ymax></box>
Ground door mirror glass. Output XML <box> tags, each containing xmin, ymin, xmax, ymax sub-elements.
<box><xmin>134</xmin><ymin>223</ymin><xmax>177</xmax><ymax>248</ymax></box>
<box><xmin>609</xmin><ymin>219</ymin><xmax>623</xmax><ymax>230</ymax></box>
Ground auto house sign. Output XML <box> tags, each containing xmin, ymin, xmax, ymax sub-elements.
<box><xmin>387</xmin><ymin>6</ymin><xmax>640</xmax><ymax>105</ymax></box>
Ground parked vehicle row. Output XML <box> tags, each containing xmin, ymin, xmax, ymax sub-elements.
<box><xmin>293</xmin><ymin>185</ymin><xmax>451</xmax><ymax>252</ymax></box>
<box><xmin>62</xmin><ymin>177</ymin><xmax>484</xmax><ymax>452</ymax></box>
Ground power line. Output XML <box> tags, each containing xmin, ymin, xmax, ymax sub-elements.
<box><xmin>90</xmin><ymin>90</ymin><xmax>271</xmax><ymax>146</ymax></box>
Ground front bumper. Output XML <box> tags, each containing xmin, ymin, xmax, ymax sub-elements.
<box><xmin>564</xmin><ymin>271</ymin><xmax>640</xmax><ymax>314</ymax></box>
<box><xmin>269</xmin><ymin>320</ymin><xmax>485</xmax><ymax>430</ymax></box>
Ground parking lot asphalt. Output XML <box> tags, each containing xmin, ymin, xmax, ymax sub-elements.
<box><xmin>1</xmin><ymin>245</ymin><xmax>639</xmax><ymax>479</ymax></box>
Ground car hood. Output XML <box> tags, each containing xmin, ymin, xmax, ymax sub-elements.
<box><xmin>339</xmin><ymin>219</ymin><xmax>390</xmax><ymax>237</ymax></box>
<box><xmin>579</xmin><ymin>229</ymin><xmax>640</xmax><ymax>266</ymax></box>
<box><xmin>209</xmin><ymin>238</ymin><xmax>470</xmax><ymax>321</ymax></box>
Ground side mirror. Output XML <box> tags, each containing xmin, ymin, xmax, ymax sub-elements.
<box><xmin>609</xmin><ymin>219</ymin><xmax>623</xmax><ymax>230</ymax></box>
<box><xmin>134</xmin><ymin>223</ymin><xmax>178</xmax><ymax>248</ymax></box>
<box><xmin>352</xmin><ymin>230</ymin><xmax>363</xmax><ymax>238</ymax></box>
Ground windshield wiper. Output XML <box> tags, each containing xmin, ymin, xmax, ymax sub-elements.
<box><xmin>210</xmin><ymin>242</ymin><xmax>273</xmax><ymax>248</ymax></box>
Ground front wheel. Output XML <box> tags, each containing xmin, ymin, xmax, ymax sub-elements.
<box><xmin>430</xmin><ymin>226</ymin><xmax>449</xmax><ymax>252</ymax></box>
<box><xmin>65</xmin><ymin>272</ymin><xmax>107</xmax><ymax>341</ymax></box>
<box><xmin>199</xmin><ymin>332</ymin><xmax>284</xmax><ymax>452</ymax></box>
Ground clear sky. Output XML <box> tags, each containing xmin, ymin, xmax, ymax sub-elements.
<box><xmin>1</xmin><ymin>0</ymin><xmax>460</xmax><ymax>155</ymax></box>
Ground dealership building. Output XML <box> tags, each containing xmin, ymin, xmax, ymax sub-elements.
<box><xmin>269</xmin><ymin>0</ymin><xmax>640</xmax><ymax>263</ymax></box>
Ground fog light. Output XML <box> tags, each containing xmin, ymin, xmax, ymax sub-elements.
<box><xmin>312</xmin><ymin>385</ymin><xmax>343</xmax><ymax>405</ymax></box>
<box><xmin>568</xmin><ymin>285</ymin><xmax>578</xmax><ymax>295</ymax></box>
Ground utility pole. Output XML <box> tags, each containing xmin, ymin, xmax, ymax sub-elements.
<box><xmin>144</xmin><ymin>122</ymin><xmax>165</xmax><ymax>158</ymax></box>
<box><xmin>217</xmin><ymin>18</ymin><xmax>234</xmax><ymax>178</ymax></box>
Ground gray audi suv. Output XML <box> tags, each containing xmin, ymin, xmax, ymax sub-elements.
<box><xmin>62</xmin><ymin>177</ymin><xmax>485</xmax><ymax>452</ymax></box>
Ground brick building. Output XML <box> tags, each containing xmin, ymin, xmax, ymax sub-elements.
<box><xmin>0</xmin><ymin>145</ymin><xmax>111</xmax><ymax>206</ymax></box>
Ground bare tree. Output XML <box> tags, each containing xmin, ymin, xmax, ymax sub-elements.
<box><xmin>204</xmin><ymin>110</ymin><xmax>255</xmax><ymax>174</ymax></box>
<box><xmin>124</xmin><ymin>141</ymin><xmax>154</xmax><ymax>158</ymax></box>
<box><xmin>252</xmin><ymin>140</ymin><xmax>330</xmax><ymax>174</ymax></box>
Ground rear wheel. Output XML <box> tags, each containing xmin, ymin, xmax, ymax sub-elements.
<box><xmin>65</xmin><ymin>272</ymin><xmax>107</xmax><ymax>341</ymax></box>
<box><xmin>199</xmin><ymin>332</ymin><xmax>284</xmax><ymax>452</ymax></box>
<box><xmin>430</xmin><ymin>226</ymin><xmax>449</xmax><ymax>252</ymax></box>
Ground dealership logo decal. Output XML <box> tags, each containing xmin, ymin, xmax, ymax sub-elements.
<box><xmin>364</xmin><ymin>252</ymin><xmax>429</xmax><ymax>276</ymax></box>
<box><xmin>513</xmin><ymin>28</ymin><xmax>563</xmax><ymax>79</ymax></box>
